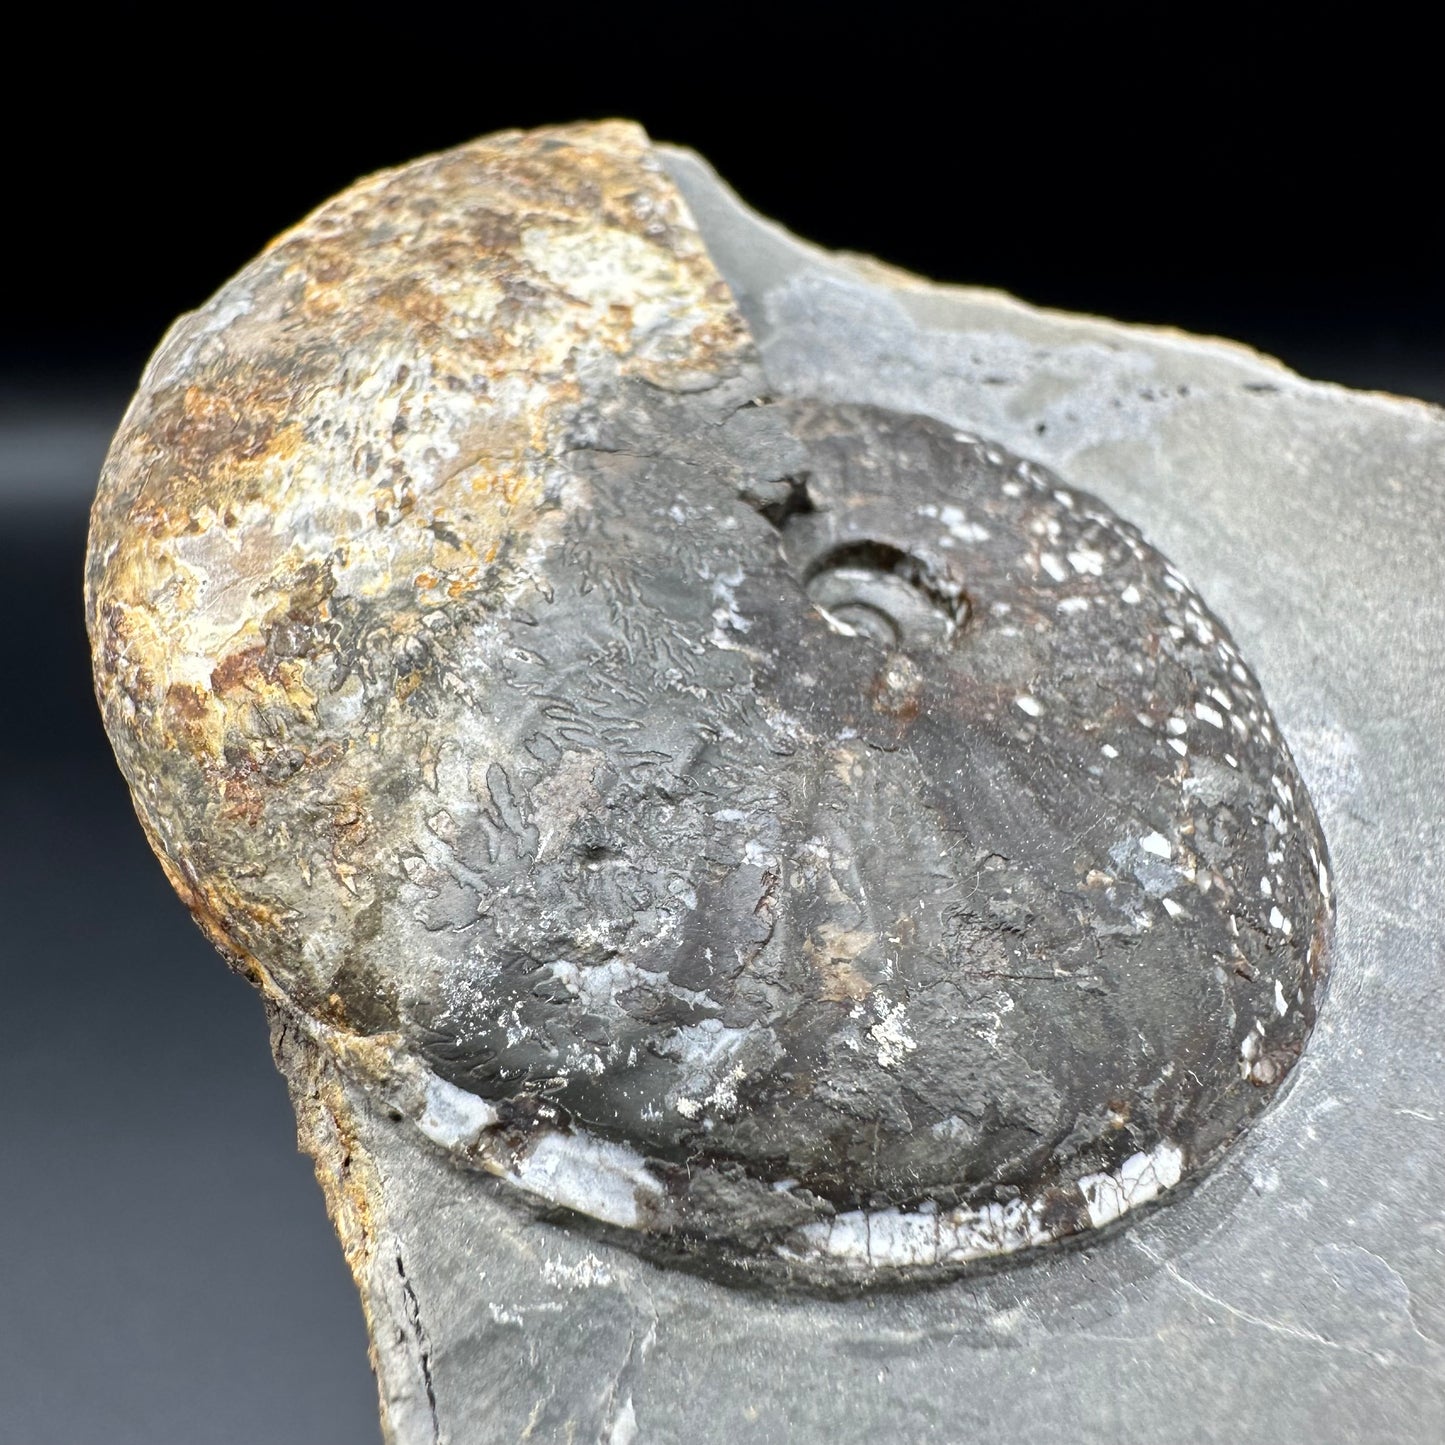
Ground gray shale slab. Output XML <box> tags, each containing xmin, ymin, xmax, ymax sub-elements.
<box><xmin>272</xmin><ymin>143</ymin><xmax>1445</xmax><ymax>1443</ymax></box>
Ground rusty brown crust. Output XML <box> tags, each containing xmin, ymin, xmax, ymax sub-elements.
<box><xmin>87</xmin><ymin>121</ymin><xmax>751</xmax><ymax>1024</ymax></box>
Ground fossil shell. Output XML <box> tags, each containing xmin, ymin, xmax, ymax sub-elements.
<box><xmin>86</xmin><ymin>121</ymin><xmax>1331</xmax><ymax>1286</ymax></box>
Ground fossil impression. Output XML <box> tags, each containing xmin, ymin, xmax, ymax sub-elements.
<box><xmin>86</xmin><ymin>121</ymin><xmax>1331</xmax><ymax>1291</ymax></box>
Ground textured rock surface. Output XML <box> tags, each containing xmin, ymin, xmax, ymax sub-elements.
<box><xmin>88</xmin><ymin>123</ymin><xmax>1445</xmax><ymax>1442</ymax></box>
<box><xmin>87</xmin><ymin>122</ymin><xmax>1328</xmax><ymax>1294</ymax></box>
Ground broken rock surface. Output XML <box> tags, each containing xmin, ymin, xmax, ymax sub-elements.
<box><xmin>87</xmin><ymin>122</ymin><xmax>1444</xmax><ymax>1442</ymax></box>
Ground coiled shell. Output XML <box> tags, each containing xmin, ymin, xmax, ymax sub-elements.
<box><xmin>87</xmin><ymin>121</ymin><xmax>1331</xmax><ymax>1286</ymax></box>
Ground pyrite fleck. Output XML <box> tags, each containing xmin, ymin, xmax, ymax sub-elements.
<box><xmin>86</xmin><ymin>121</ymin><xmax>1331</xmax><ymax>1290</ymax></box>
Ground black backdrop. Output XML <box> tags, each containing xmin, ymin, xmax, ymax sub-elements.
<box><xmin>1</xmin><ymin>11</ymin><xmax>1439</xmax><ymax>1443</ymax></box>
<box><xmin>8</xmin><ymin>10</ymin><xmax>1442</xmax><ymax>399</ymax></box>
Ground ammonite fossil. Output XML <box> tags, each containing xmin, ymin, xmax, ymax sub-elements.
<box><xmin>86</xmin><ymin>121</ymin><xmax>1331</xmax><ymax>1288</ymax></box>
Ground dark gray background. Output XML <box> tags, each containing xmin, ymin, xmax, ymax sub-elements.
<box><xmin>1</xmin><ymin>10</ymin><xmax>1438</xmax><ymax>1442</ymax></box>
